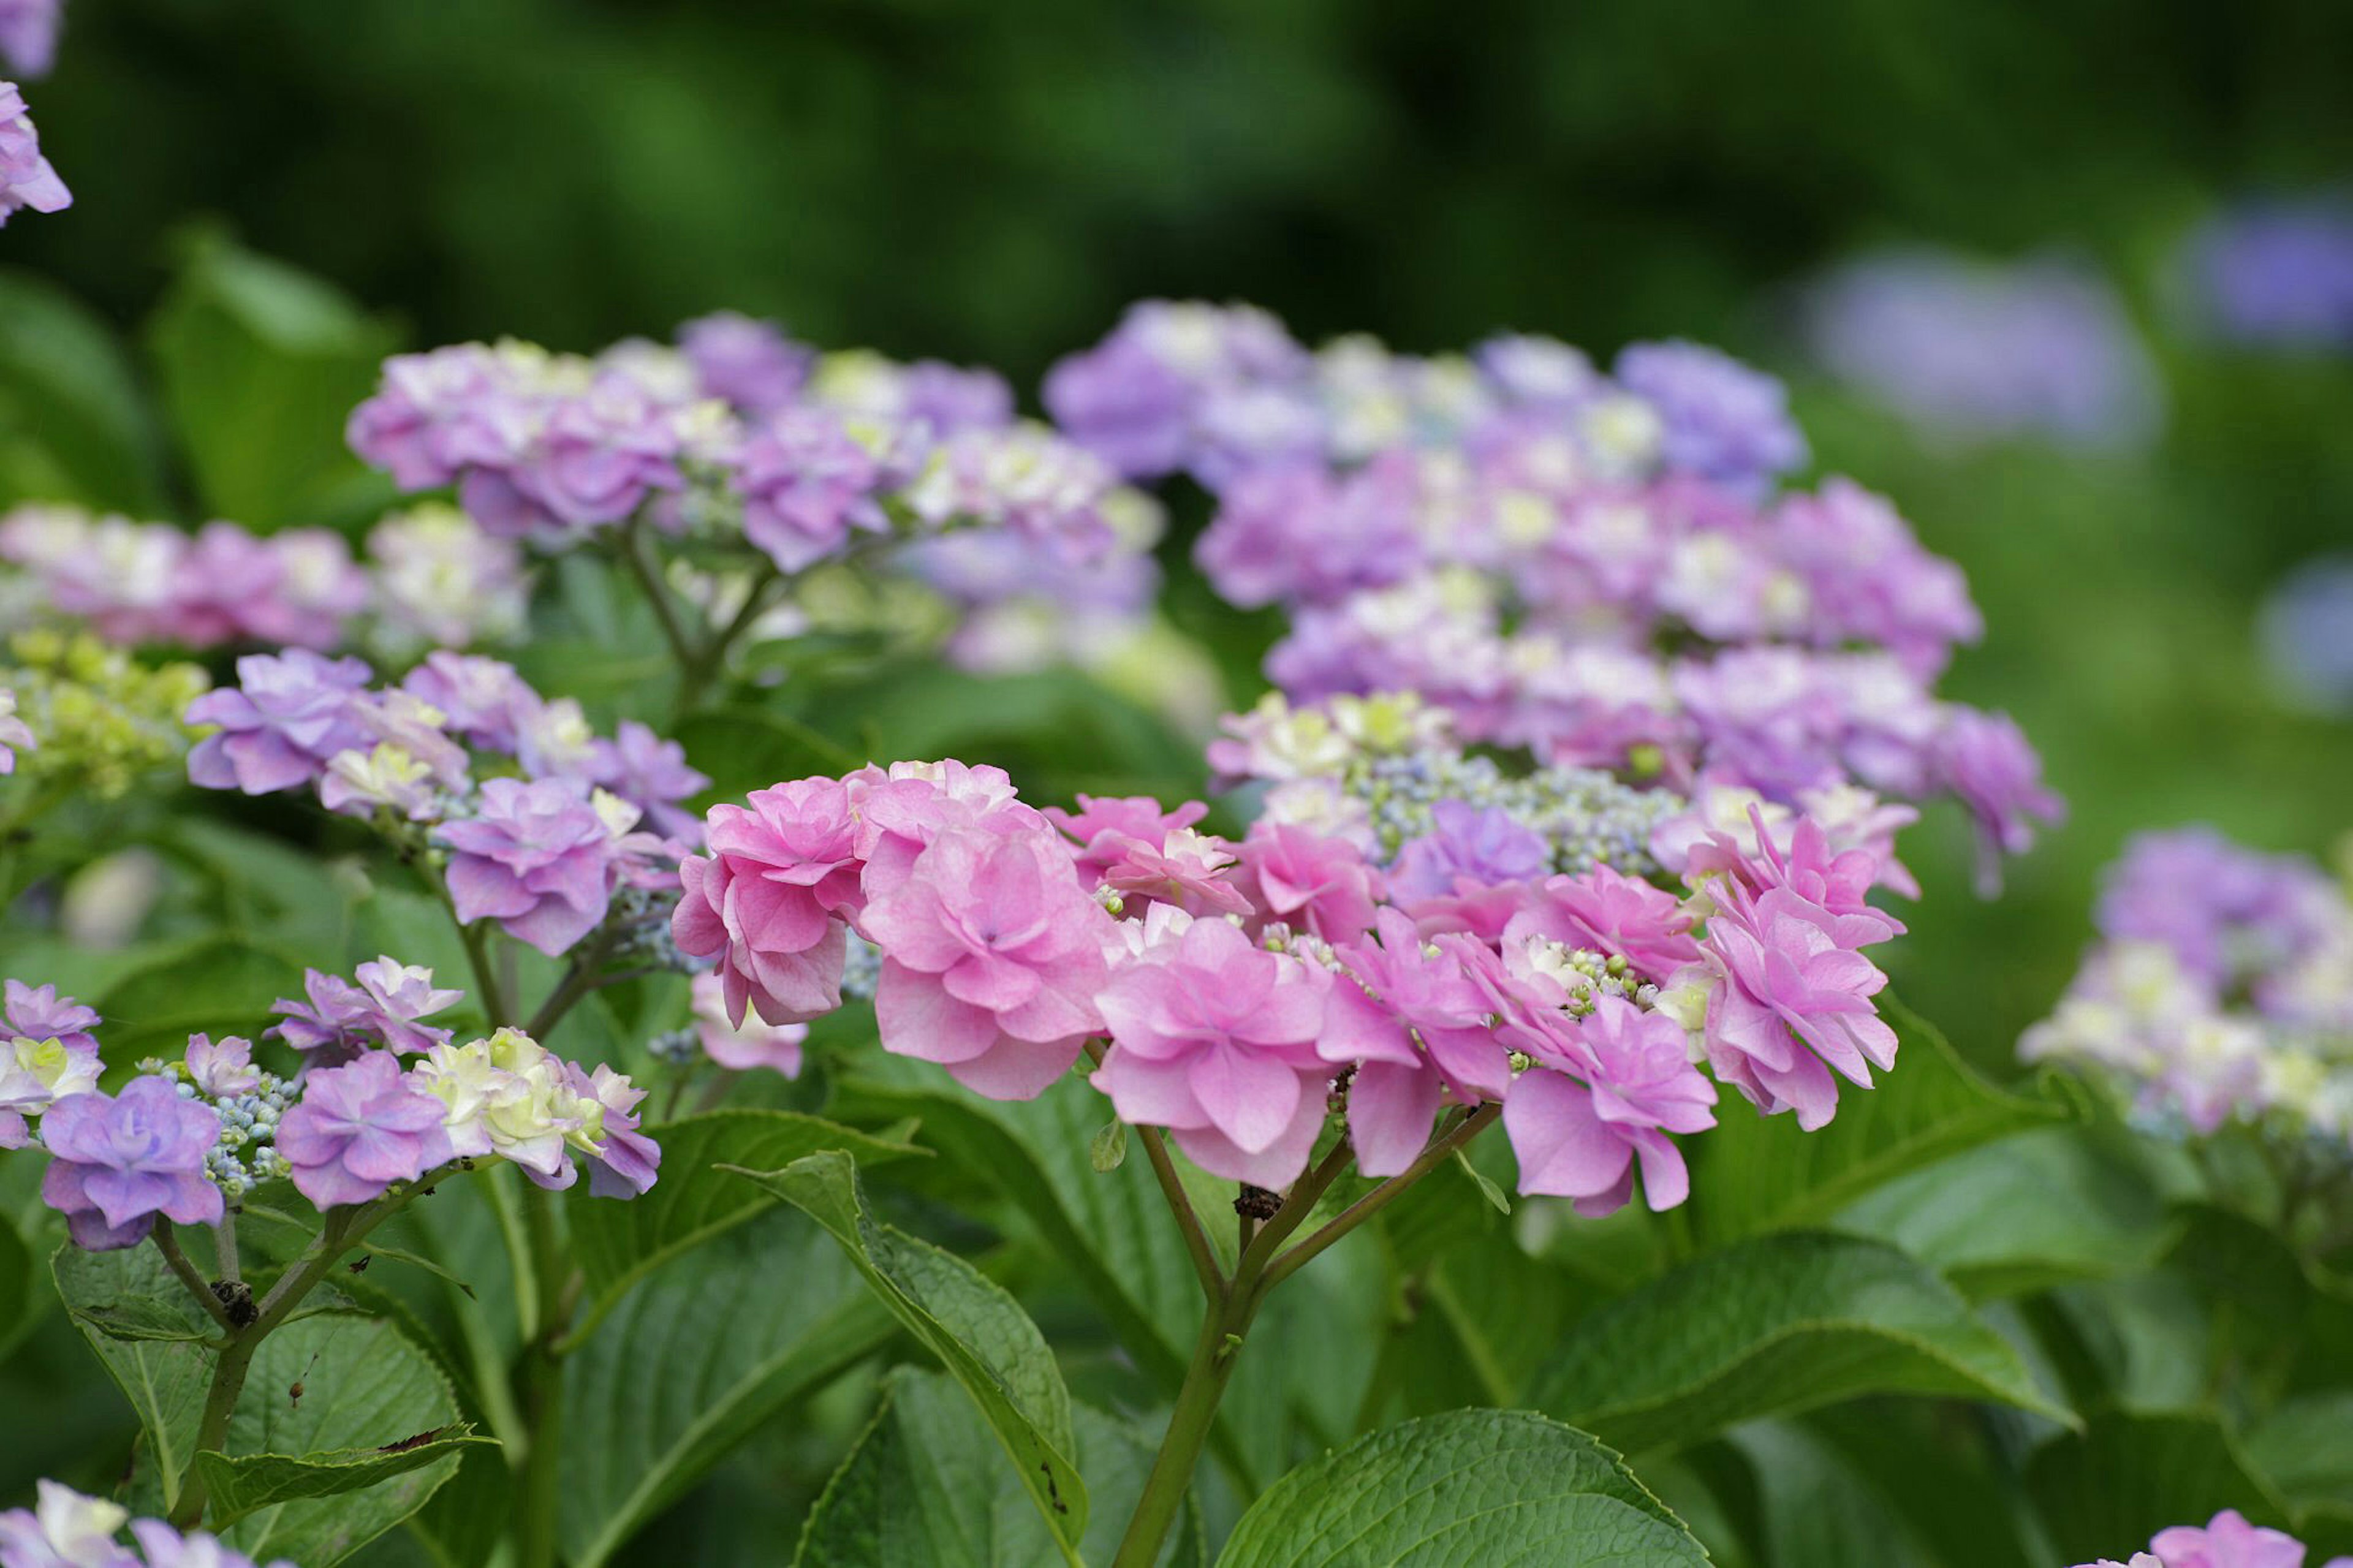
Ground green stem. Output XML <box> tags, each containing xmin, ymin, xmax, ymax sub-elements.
<box><xmin>1138</xmin><ymin>1124</ymin><xmax>1224</xmax><ymax>1302</ymax></box>
<box><xmin>214</xmin><ymin>1209</ymin><xmax>242</xmax><ymax>1285</ymax></box>
<box><xmin>621</xmin><ymin>521</ymin><xmax>700</xmax><ymax>675</ymax></box>
<box><xmin>153</xmin><ymin>1222</ymin><xmax>235</xmax><ymax>1333</ymax></box>
<box><xmin>513</xmin><ymin>1183</ymin><xmax>572</xmax><ymax>1568</ymax></box>
<box><xmin>1110</xmin><ymin>1110</ymin><xmax>1499</xmax><ymax>1568</ymax></box>
<box><xmin>675</xmin><ymin>561</ymin><xmax>781</xmax><ymax>710</ymax></box>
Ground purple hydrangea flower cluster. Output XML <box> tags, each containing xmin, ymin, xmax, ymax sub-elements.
<box><xmin>185</xmin><ymin>650</ymin><xmax>703</xmax><ymax>956</ymax></box>
<box><xmin>0</xmin><ymin>1</ymin><xmax>58</xmax><ymax>80</ymax></box>
<box><xmin>1</xmin><ymin>1479</ymin><xmax>297</xmax><ymax>1568</ymax></box>
<box><xmin>0</xmin><ymin>502</ymin><xmax>523</xmax><ymax>656</ymax></box>
<box><xmin>0</xmin><ymin>81</ymin><xmax>66</xmax><ymax>226</ymax></box>
<box><xmin>39</xmin><ymin>1075</ymin><xmax>222</xmax><ymax>1250</ymax></box>
<box><xmin>2184</xmin><ymin>197</ymin><xmax>2353</xmax><ymax>351</ymax></box>
<box><xmin>2023</xmin><ymin>828</ymin><xmax>2353</xmax><ymax>1143</ymax></box>
<box><xmin>1801</xmin><ymin>248</ymin><xmax>2164</xmax><ymax>450</ymax></box>
<box><xmin>2074</xmin><ymin>1508</ymin><xmax>2353</xmax><ymax>1568</ymax></box>
<box><xmin>271</xmin><ymin>956</ymin><xmax>464</xmax><ymax>1062</ymax></box>
<box><xmin>1056</xmin><ymin>300</ymin><xmax>2058</xmax><ymax>882</ymax></box>
<box><xmin>0</xmin><ymin>978</ymin><xmax>100</xmax><ymax>1148</ymax></box>
<box><xmin>680</xmin><ymin>747</ymin><xmax>1910</xmax><ymax>1202</ymax></box>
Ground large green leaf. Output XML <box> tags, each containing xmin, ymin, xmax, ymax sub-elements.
<box><xmin>1528</xmin><ymin>1231</ymin><xmax>2071</xmax><ymax>1456</ymax></box>
<box><xmin>2246</xmin><ymin>1393</ymin><xmax>2353</xmax><ymax>1513</ymax></box>
<box><xmin>797</xmin><ymin>1368</ymin><xmax>1199</xmax><ymax>1568</ymax></box>
<box><xmin>55</xmin><ymin>1241</ymin><xmax>216</xmax><ymax>1510</ymax></box>
<box><xmin>2026</xmin><ymin>1411</ymin><xmax>2294</xmax><ymax>1566</ymax></box>
<box><xmin>730</xmin><ymin>1151</ymin><xmax>1088</xmax><ymax>1562</ymax></box>
<box><xmin>0</xmin><ymin>267</ymin><xmax>168</xmax><ymax>512</ymax></box>
<box><xmin>194</xmin><ymin>1428</ymin><xmax>494</xmax><ymax>1529</ymax></box>
<box><xmin>559</xmin><ymin>1206</ymin><xmax>897</xmax><ymax>1568</ymax></box>
<box><xmin>96</xmin><ymin>934</ymin><xmax>313</xmax><ymax>1063</ymax></box>
<box><xmin>563</xmin><ymin>1109</ymin><xmax>924</xmax><ymax>1344</ymax></box>
<box><xmin>1688</xmin><ymin>996</ymin><xmax>2067</xmax><ymax>1244</ymax></box>
<box><xmin>145</xmin><ymin>231</ymin><xmax>398</xmax><ymax>531</ymax></box>
<box><xmin>1214</xmin><ymin>1408</ymin><xmax>1711</xmax><ymax>1567</ymax></box>
<box><xmin>673</xmin><ymin>706</ymin><xmax>863</xmax><ymax>802</ymax></box>
<box><xmin>1836</xmin><ymin>1127</ymin><xmax>2178</xmax><ymax>1299</ymax></box>
<box><xmin>215</xmin><ymin>1314</ymin><xmax>474</xmax><ymax>1566</ymax></box>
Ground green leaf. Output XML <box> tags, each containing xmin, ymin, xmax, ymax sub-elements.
<box><xmin>1215</xmin><ymin>1408</ymin><xmax>1711</xmax><ymax>1567</ymax></box>
<box><xmin>2027</xmin><ymin>1411</ymin><xmax>2294</xmax><ymax>1565</ymax></box>
<box><xmin>216</xmin><ymin>1314</ymin><xmax>476</xmax><ymax>1566</ymax></box>
<box><xmin>1088</xmin><ymin>1119</ymin><xmax>1129</xmax><ymax>1174</ymax></box>
<box><xmin>96</xmin><ymin>934</ymin><xmax>313</xmax><ymax>1062</ymax></box>
<box><xmin>1835</xmin><ymin>1126</ymin><xmax>2178</xmax><ymax>1299</ymax></box>
<box><xmin>146</xmin><ymin>230</ymin><xmax>399</xmax><ymax>531</ymax></box>
<box><xmin>55</xmin><ymin>1241</ymin><xmax>217</xmax><ymax>1508</ymax></box>
<box><xmin>2246</xmin><ymin>1393</ymin><xmax>2353</xmax><ymax>1513</ymax></box>
<box><xmin>559</xmin><ymin>1206</ymin><xmax>896</xmax><ymax>1568</ymax></box>
<box><xmin>0</xmin><ymin>267</ymin><xmax>169</xmax><ymax>512</ymax></box>
<box><xmin>1528</xmin><ymin>1231</ymin><xmax>2072</xmax><ymax>1456</ymax></box>
<box><xmin>0</xmin><ymin>1208</ymin><xmax>32</xmax><ymax>1359</ymax></box>
<box><xmin>672</xmin><ymin>706</ymin><xmax>863</xmax><ymax>801</ymax></box>
<box><xmin>729</xmin><ymin>1151</ymin><xmax>1088</xmax><ymax>1562</ymax></box>
<box><xmin>193</xmin><ymin>1428</ymin><xmax>494</xmax><ymax>1529</ymax></box>
<box><xmin>1725</xmin><ymin>1421</ymin><xmax>1939</xmax><ymax>1568</ymax></box>
<box><xmin>563</xmin><ymin>1109</ymin><xmax>925</xmax><ymax>1344</ymax></box>
<box><xmin>797</xmin><ymin>1367</ymin><xmax>1199</xmax><ymax>1567</ymax></box>
<box><xmin>1688</xmin><ymin>996</ymin><xmax>2067</xmax><ymax>1244</ymax></box>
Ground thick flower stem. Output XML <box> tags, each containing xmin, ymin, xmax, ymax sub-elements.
<box><xmin>1110</xmin><ymin>1111</ymin><xmax>1501</xmax><ymax>1568</ymax></box>
<box><xmin>512</xmin><ymin>1183</ymin><xmax>574</xmax><ymax>1568</ymax></box>
<box><xmin>620</xmin><ymin>522</ymin><xmax>700</xmax><ymax>676</ymax></box>
<box><xmin>152</xmin><ymin>1221</ymin><xmax>236</xmax><ymax>1334</ymax></box>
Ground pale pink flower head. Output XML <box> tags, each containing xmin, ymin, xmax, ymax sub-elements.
<box><xmin>691</xmin><ymin>971</ymin><xmax>806</xmax><ymax>1078</ymax></box>
<box><xmin>1320</xmin><ymin>907</ymin><xmax>1513</xmax><ymax>1175</ymax></box>
<box><xmin>1095</xmin><ymin>826</ymin><xmax>1251</xmax><ymax>918</ymax></box>
<box><xmin>1684</xmin><ymin>803</ymin><xmax>1901</xmax><ymax>937</ymax></box>
<box><xmin>1502</xmin><ymin>864</ymin><xmax>1701</xmax><ymax>983</ymax></box>
<box><xmin>1503</xmin><ymin>996</ymin><xmax>1717</xmax><ymax>1216</ymax></box>
<box><xmin>1699</xmin><ymin>882</ymin><xmax>1900</xmax><ymax>1129</ymax></box>
<box><xmin>860</xmin><ymin>814</ymin><xmax>1113</xmax><ymax>1100</ymax></box>
<box><xmin>672</xmin><ymin>776</ymin><xmax>864</xmax><ymax>1027</ymax></box>
<box><xmin>1094</xmin><ymin>914</ymin><xmax>1335</xmax><ymax>1186</ymax></box>
<box><xmin>847</xmin><ymin>759</ymin><xmax>1028</xmax><ymax>897</ymax></box>
<box><xmin>183</xmin><ymin>1034</ymin><xmax>260</xmax><ymax>1099</ymax></box>
<box><xmin>1044</xmin><ymin>793</ymin><xmax>1210</xmax><ymax>879</ymax></box>
<box><xmin>1233</xmin><ymin>820</ymin><xmax>1382</xmax><ymax>942</ymax></box>
<box><xmin>2148</xmin><ymin>1511</ymin><xmax>2313</xmax><ymax>1568</ymax></box>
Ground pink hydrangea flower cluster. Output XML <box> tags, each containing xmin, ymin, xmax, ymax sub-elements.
<box><xmin>185</xmin><ymin>650</ymin><xmax>701</xmax><ymax>958</ymax></box>
<box><xmin>2074</xmin><ymin>1509</ymin><xmax>2353</xmax><ymax>1568</ymax></box>
<box><xmin>681</xmin><ymin>751</ymin><xmax>1911</xmax><ymax>1202</ymax></box>
<box><xmin>0</xmin><ymin>502</ymin><xmax>525</xmax><ymax>656</ymax></box>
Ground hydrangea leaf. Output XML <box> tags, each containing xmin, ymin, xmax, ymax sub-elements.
<box><xmin>0</xmin><ymin>268</ymin><xmax>169</xmax><ymax>513</ymax></box>
<box><xmin>215</xmin><ymin>1314</ymin><xmax>474</xmax><ymax>1566</ymax></box>
<box><xmin>2026</xmin><ymin>1411</ymin><xmax>2294</xmax><ymax>1565</ymax></box>
<box><xmin>1835</xmin><ymin>1126</ymin><xmax>2180</xmax><ymax>1299</ymax></box>
<box><xmin>2246</xmin><ymin>1393</ymin><xmax>2353</xmax><ymax>1515</ymax></box>
<box><xmin>94</xmin><ymin>933</ymin><xmax>316</xmax><ymax>1063</ymax></box>
<box><xmin>1528</xmin><ymin>1231</ymin><xmax>2072</xmax><ymax>1456</ymax></box>
<box><xmin>558</xmin><ymin>1206</ymin><xmax>898</xmax><ymax>1568</ymax></box>
<box><xmin>797</xmin><ymin>1368</ymin><xmax>1200</xmax><ymax>1568</ymax></box>
<box><xmin>146</xmin><ymin>230</ymin><xmax>398</xmax><ymax>531</ymax></box>
<box><xmin>1687</xmin><ymin>994</ymin><xmax>2068</xmax><ymax>1244</ymax></box>
<box><xmin>563</xmin><ymin>1108</ymin><xmax>926</xmax><ymax>1346</ymax></box>
<box><xmin>53</xmin><ymin>1241</ymin><xmax>216</xmax><ymax>1510</ymax></box>
<box><xmin>728</xmin><ymin>1150</ymin><xmax>1089</xmax><ymax>1562</ymax></box>
<box><xmin>192</xmin><ymin>1426</ymin><xmax>494</xmax><ymax>1529</ymax></box>
<box><xmin>1213</xmin><ymin>1408</ymin><xmax>1710</xmax><ymax>1567</ymax></box>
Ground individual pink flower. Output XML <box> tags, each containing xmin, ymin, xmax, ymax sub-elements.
<box><xmin>1502</xmin><ymin>864</ymin><xmax>1700</xmax><ymax>983</ymax></box>
<box><xmin>1684</xmin><ymin>804</ymin><xmax>1900</xmax><ymax>933</ymax></box>
<box><xmin>691</xmin><ymin>971</ymin><xmax>806</xmax><ymax>1077</ymax></box>
<box><xmin>1094</xmin><ymin>826</ymin><xmax>1251</xmax><ymax>918</ymax></box>
<box><xmin>275</xmin><ymin>1053</ymin><xmax>455</xmax><ymax>1210</ymax></box>
<box><xmin>2148</xmin><ymin>1512</ymin><xmax>2318</xmax><ymax>1568</ymax></box>
<box><xmin>567</xmin><ymin>1061</ymin><xmax>661</xmax><ymax>1199</ymax></box>
<box><xmin>1502</xmin><ymin>997</ymin><xmax>1717</xmax><ymax>1215</ymax></box>
<box><xmin>0</xmin><ymin>82</ymin><xmax>68</xmax><ymax>225</ymax></box>
<box><xmin>1093</xmin><ymin>913</ymin><xmax>1335</xmax><ymax>1186</ymax></box>
<box><xmin>1321</xmin><ymin>907</ymin><xmax>1514</xmax><ymax>1175</ymax></box>
<box><xmin>1044</xmin><ymin>793</ymin><xmax>1210</xmax><ymax>879</ymax></box>
<box><xmin>860</xmin><ymin>815</ymin><xmax>1113</xmax><ymax>1099</ymax></box>
<box><xmin>39</xmin><ymin>1077</ymin><xmax>222</xmax><ymax>1250</ymax></box>
<box><xmin>182</xmin><ymin>1034</ymin><xmax>260</xmax><ymax>1098</ymax></box>
<box><xmin>672</xmin><ymin>776</ymin><xmax>863</xmax><ymax>1026</ymax></box>
<box><xmin>1697</xmin><ymin>881</ymin><xmax>1900</xmax><ymax>1129</ymax></box>
<box><xmin>1233</xmin><ymin>820</ymin><xmax>1382</xmax><ymax>941</ymax></box>
<box><xmin>847</xmin><ymin>759</ymin><xmax>1028</xmax><ymax>896</ymax></box>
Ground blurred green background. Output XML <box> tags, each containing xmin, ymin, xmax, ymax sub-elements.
<box><xmin>8</xmin><ymin>0</ymin><xmax>2353</xmax><ymax>1067</ymax></box>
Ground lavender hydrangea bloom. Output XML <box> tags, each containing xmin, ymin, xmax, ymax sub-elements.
<box><xmin>1613</xmin><ymin>339</ymin><xmax>1806</xmax><ymax>493</ymax></box>
<box><xmin>591</xmin><ymin>719</ymin><xmax>710</xmax><ymax>838</ymax></box>
<box><xmin>39</xmin><ymin>1077</ymin><xmax>222</xmax><ymax>1250</ymax></box>
<box><xmin>676</xmin><ymin>311</ymin><xmax>813</xmax><ymax>415</ymax></box>
<box><xmin>1385</xmin><ymin>798</ymin><xmax>1551</xmax><ymax>902</ymax></box>
<box><xmin>566</xmin><ymin>1061</ymin><xmax>660</xmax><ymax>1198</ymax></box>
<box><xmin>1803</xmin><ymin>249</ymin><xmax>2164</xmax><ymax>450</ymax></box>
<box><xmin>0</xmin><ymin>2</ymin><xmax>61</xmax><ymax>79</ymax></box>
<box><xmin>2188</xmin><ymin>199</ymin><xmax>2353</xmax><ymax>350</ymax></box>
<box><xmin>128</xmin><ymin>1517</ymin><xmax>297</xmax><ymax>1568</ymax></box>
<box><xmin>0</xmin><ymin>1480</ymin><xmax>141</xmax><ymax>1568</ymax></box>
<box><xmin>0</xmin><ymin>1027</ymin><xmax>99</xmax><ymax>1149</ymax></box>
<box><xmin>272</xmin><ymin>960</ymin><xmax>463</xmax><ymax>1061</ymax></box>
<box><xmin>4</xmin><ymin>979</ymin><xmax>96</xmax><ymax>1051</ymax></box>
<box><xmin>735</xmin><ymin>406</ymin><xmax>887</xmax><ymax>572</ymax></box>
<box><xmin>2259</xmin><ymin>554</ymin><xmax>2353</xmax><ymax>715</ymax></box>
<box><xmin>275</xmin><ymin>1051</ymin><xmax>455</xmax><ymax>1209</ymax></box>
<box><xmin>0</xmin><ymin>82</ymin><xmax>68</xmax><ymax>225</ymax></box>
<box><xmin>184</xmin><ymin>650</ymin><xmax>373</xmax><ymax>795</ymax></box>
<box><xmin>437</xmin><ymin>778</ymin><xmax>616</xmax><ymax>956</ymax></box>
